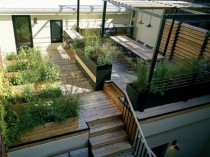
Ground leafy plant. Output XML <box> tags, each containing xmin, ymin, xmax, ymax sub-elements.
<box><xmin>0</xmin><ymin>100</ymin><xmax>21</xmax><ymax>149</ymax></box>
<box><xmin>7</xmin><ymin>61</ymin><xmax>29</xmax><ymax>72</ymax></box>
<box><xmin>132</xmin><ymin>61</ymin><xmax>149</xmax><ymax>92</ymax></box>
<box><xmin>84</xmin><ymin>38</ymin><xmax>117</xmax><ymax>65</ymax></box>
<box><xmin>38</xmin><ymin>61</ymin><xmax>60</xmax><ymax>82</ymax></box>
<box><xmin>7</xmin><ymin>86</ymin><xmax>62</xmax><ymax>105</ymax></box>
<box><xmin>0</xmin><ymin>68</ymin><xmax>11</xmax><ymax>98</ymax></box>
<box><xmin>72</xmin><ymin>39</ymin><xmax>85</xmax><ymax>49</ymax></box>
<box><xmin>5</xmin><ymin>53</ymin><xmax>18</xmax><ymax>61</ymax></box>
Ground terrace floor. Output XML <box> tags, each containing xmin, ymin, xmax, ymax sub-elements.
<box><xmin>45</xmin><ymin>43</ymin><xmax>136</xmax><ymax>130</ymax></box>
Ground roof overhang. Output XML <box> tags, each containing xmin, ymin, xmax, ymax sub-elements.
<box><xmin>104</xmin><ymin>0</ymin><xmax>210</xmax><ymax>21</ymax></box>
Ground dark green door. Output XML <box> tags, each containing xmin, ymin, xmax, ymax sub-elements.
<box><xmin>12</xmin><ymin>15</ymin><xmax>33</xmax><ymax>50</ymax></box>
<box><xmin>50</xmin><ymin>20</ymin><xmax>63</xmax><ymax>43</ymax></box>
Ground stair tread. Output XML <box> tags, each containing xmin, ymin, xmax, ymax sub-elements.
<box><xmin>92</xmin><ymin>141</ymin><xmax>132</xmax><ymax>157</ymax></box>
<box><xmin>90</xmin><ymin>119</ymin><xmax>124</xmax><ymax>134</ymax></box>
<box><xmin>116</xmin><ymin>152</ymin><xmax>135</xmax><ymax>157</ymax></box>
<box><xmin>86</xmin><ymin>111</ymin><xmax>122</xmax><ymax>124</ymax></box>
<box><xmin>90</xmin><ymin>130</ymin><xmax>127</xmax><ymax>146</ymax></box>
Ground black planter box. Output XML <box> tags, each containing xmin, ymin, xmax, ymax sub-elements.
<box><xmin>126</xmin><ymin>82</ymin><xmax>210</xmax><ymax>111</ymax></box>
<box><xmin>75</xmin><ymin>50</ymin><xmax>112</xmax><ymax>91</ymax></box>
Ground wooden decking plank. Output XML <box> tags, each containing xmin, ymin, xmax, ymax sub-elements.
<box><xmin>90</xmin><ymin>130</ymin><xmax>128</xmax><ymax>147</ymax></box>
<box><xmin>92</xmin><ymin>141</ymin><xmax>132</xmax><ymax>157</ymax></box>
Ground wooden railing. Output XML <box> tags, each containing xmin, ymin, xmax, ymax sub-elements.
<box><xmin>151</xmin><ymin>72</ymin><xmax>210</xmax><ymax>92</ymax></box>
<box><xmin>104</xmin><ymin>81</ymin><xmax>156</xmax><ymax>157</ymax></box>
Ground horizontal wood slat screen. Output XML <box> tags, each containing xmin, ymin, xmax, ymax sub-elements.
<box><xmin>159</xmin><ymin>20</ymin><xmax>209</xmax><ymax>63</ymax></box>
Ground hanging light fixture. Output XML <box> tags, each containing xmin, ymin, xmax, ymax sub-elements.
<box><xmin>138</xmin><ymin>12</ymin><xmax>144</xmax><ymax>24</ymax></box>
<box><xmin>147</xmin><ymin>10</ymin><xmax>153</xmax><ymax>28</ymax></box>
<box><xmin>172</xmin><ymin>140</ymin><xmax>180</xmax><ymax>150</ymax></box>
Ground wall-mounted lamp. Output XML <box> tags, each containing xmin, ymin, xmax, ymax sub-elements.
<box><xmin>33</xmin><ymin>18</ymin><xmax>38</xmax><ymax>24</ymax></box>
<box><xmin>172</xmin><ymin>140</ymin><xmax>180</xmax><ymax>150</ymax></box>
<box><xmin>146</xmin><ymin>10</ymin><xmax>153</xmax><ymax>28</ymax></box>
<box><xmin>146</xmin><ymin>16</ymin><xmax>152</xmax><ymax>28</ymax></box>
<box><xmin>138</xmin><ymin>13</ymin><xmax>144</xmax><ymax>24</ymax></box>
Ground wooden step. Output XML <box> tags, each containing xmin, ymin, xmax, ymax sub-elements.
<box><xmin>116</xmin><ymin>152</ymin><xmax>135</xmax><ymax>157</ymax></box>
<box><xmin>90</xmin><ymin>130</ymin><xmax>128</xmax><ymax>149</ymax></box>
<box><xmin>89</xmin><ymin>119</ymin><xmax>124</xmax><ymax>137</ymax></box>
<box><xmin>87</xmin><ymin>112</ymin><xmax>122</xmax><ymax>126</ymax></box>
<box><xmin>92</xmin><ymin>141</ymin><xmax>132</xmax><ymax>157</ymax></box>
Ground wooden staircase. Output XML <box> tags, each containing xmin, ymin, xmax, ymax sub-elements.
<box><xmin>88</xmin><ymin>115</ymin><xmax>134</xmax><ymax>157</ymax></box>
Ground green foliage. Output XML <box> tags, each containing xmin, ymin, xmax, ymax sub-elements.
<box><xmin>84</xmin><ymin>38</ymin><xmax>117</xmax><ymax>65</ymax></box>
<box><xmin>6</xmin><ymin>48</ymin><xmax>60</xmax><ymax>85</ymax></box>
<box><xmin>1</xmin><ymin>96</ymin><xmax>80</xmax><ymax>148</ymax></box>
<box><xmin>132</xmin><ymin>61</ymin><xmax>149</xmax><ymax>92</ymax></box>
<box><xmin>5</xmin><ymin>53</ymin><xmax>18</xmax><ymax>60</ymax></box>
<box><xmin>150</xmin><ymin>58</ymin><xmax>210</xmax><ymax>95</ymax></box>
<box><xmin>0</xmin><ymin>101</ymin><xmax>21</xmax><ymax>149</ymax></box>
<box><xmin>7</xmin><ymin>62</ymin><xmax>29</xmax><ymax>72</ymax></box>
<box><xmin>0</xmin><ymin>68</ymin><xmax>12</xmax><ymax>98</ymax></box>
<box><xmin>7</xmin><ymin>86</ymin><xmax>62</xmax><ymax>105</ymax></box>
<box><xmin>38</xmin><ymin>61</ymin><xmax>60</xmax><ymax>82</ymax></box>
<box><xmin>72</xmin><ymin>39</ymin><xmax>85</xmax><ymax>49</ymax></box>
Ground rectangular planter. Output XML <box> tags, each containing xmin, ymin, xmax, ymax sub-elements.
<box><xmin>75</xmin><ymin>50</ymin><xmax>112</xmax><ymax>90</ymax></box>
<box><xmin>126</xmin><ymin>82</ymin><xmax>210</xmax><ymax>111</ymax></box>
<box><xmin>11</xmin><ymin>81</ymin><xmax>61</xmax><ymax>95</ymax></box>
<box><xmin>11</xmin><ymin>117</ymin><xmax>78</xmax><ymax>146</ymax></box>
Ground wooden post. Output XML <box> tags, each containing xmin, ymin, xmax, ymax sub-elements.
<box><xmin>148</xmin><ymin>16</ymin><xmax>166</xmax><ymax>87</ymax></box>
<box><xmin>76</xmin><ymin>0</ymin><xmax>80</xmax><ymax>32</ymax></box>
<box><xmin>101</xmin><ymin>1</ymin><xmax>107</xmax><ymax>38</ymax></box>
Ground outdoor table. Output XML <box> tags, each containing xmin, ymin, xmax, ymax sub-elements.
<box><xmin>110</xmin><ymin>35</ymin><xmax>164</xmax><ymax>62</ymax></box>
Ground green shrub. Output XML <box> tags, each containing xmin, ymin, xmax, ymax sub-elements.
<box><xmin>84</xmin><ymin>38</ymin><xmax>117</xmax><ymax>65</ymax></box>
<box><xmin>7</xmin><ymin>62</ymin><xmax>29</xmax><ymax>72</ymax></box>
<box><xmin>7</xmin><ymin>86</ymin><xmax>62</xmax><ymax>105</ymax></box>
<box><xmin>0</xmin><ymin>100</ymin><xmax>21</xmax><ymax>149</ymax></box>
<box><xmin>5</xmin><ymin>53</ymin><xmax>18</xmax><ymax>61</ymax></box>
<box><xmin>132</xmin><ymin>61</ymin><xmax>149</xmax><ymax>92</ymax></box>
<box><xmin>0</xmin><ymin>68</ymin><xmax>11</xmax><ymax>98</ymax></box>
<box><xmin>1</xmin><ymin>95</ymin><xmax>80</xmax><ymax>148</ymax></box>
<box><xmin>72</xmin><ymin>39</ymin><xmax>85</xmax><ymax>49</ymax></box>
<box><xmin>38</xmin><ymin>61</ymin><xmax>60</xmax><ymax>82</ymax></box>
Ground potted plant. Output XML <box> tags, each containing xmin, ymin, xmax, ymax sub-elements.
<box><xmin>126</xmin><ymin>58</ymin><xmax>210</xmax><ymax>111</ymax></box>
<box><xmin>126</xmin><ymin>61</ymin><xmax>149</xmax><ymax>111</ymax></box>
<box><xmin>75</xmin><ymin>36</ymin><xmax>117</xmax><ymax>90</ymax></box>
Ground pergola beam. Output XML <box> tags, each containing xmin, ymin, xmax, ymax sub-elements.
<box><xmin>106</xmin><ymin>0</ymin><xmax>162</xmax><ymax>18</ymax></box>
<box><xmin>163</xmin><ymin>14</ymin><xmax>210</xmax><ymax>21</ymax></box>
<box><xmin>77</xmin><ymin>0</ymin><xmax>80</xmax><ymax>32</ymax></box>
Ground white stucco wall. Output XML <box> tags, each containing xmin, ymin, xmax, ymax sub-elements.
<box><xmin>141</xmin><ymin>106</ymin><xmax>210</xmax><ymax>157</ymax></box>
<box><xmin>0</xmin><ymin>15</ymin><xmax>16</xmax><ymax>54</ymax></box>
<box><xmin>8</xmin><ymin>132</ymin><xmax>89</xmax><ymax>157</ymax></box>
<box><xmin>132</xmin><ymin>10</ymin><xmax>164</xmax><ymax>49</ymax></box>
<box><xmin>0</xmin><ymin>13</ymin><xmax>131</xmax><ymax>53</ymax></box>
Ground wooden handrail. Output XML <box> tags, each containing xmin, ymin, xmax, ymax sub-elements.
<box><xmin>103</xmin><ymin>81</ymin><xmax>156</xmax><ymax>157</ymax></box>
<box><xmin>124</xmin><ymin>92</ymin><xmax>156</xmax><ymax>157</ymax></box>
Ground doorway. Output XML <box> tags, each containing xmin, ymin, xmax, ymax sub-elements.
<box><xmin>50</xmin><ymin>20</ymin><xmax>63</xmax><ymax>43</ymax></box>
<box><xmin>152</xmin><ymin>143</ymin><xmax>169</xmax><ymax>157</ymax></box>
<box><xmin>12</xmin><ymin>15</ymin><xmax>33</xmax><ymax>51</ymax></box>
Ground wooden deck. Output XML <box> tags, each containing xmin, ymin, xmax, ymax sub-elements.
<box><xmin>45</xmin><ymin>43</ymin><xmax>128</xmax><ymax>129</ymax></box>
<box><xmin>46</xmin><ymin>43</ymin><xmax>93</xmax><ymax>94</ymax></box>
<box><xmin>9</xmin><ymin>45</ymin><xmax>137</xmax><ymax>156</ymax></box>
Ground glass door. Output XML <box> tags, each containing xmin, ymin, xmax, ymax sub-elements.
<box><xmin>12</xmin><ymin>15</ymin><xmax>33</xmax><ymax>50</ymax></box>
<box><xmin>50</xmin><ymin>20</ymin><xmax>63</xmax><ymax>43</ymax></box>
